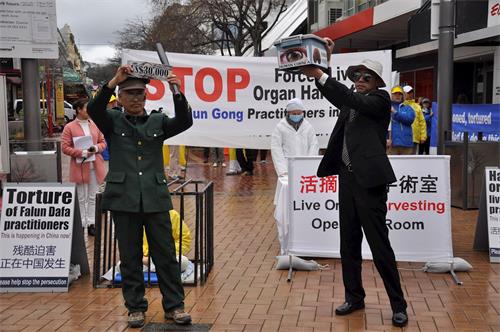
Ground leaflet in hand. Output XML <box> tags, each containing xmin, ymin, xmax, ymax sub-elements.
<box><xmin>73</xmin><ymin>135</ymin><xmax>95</xmax><ymax>163</ymax></box>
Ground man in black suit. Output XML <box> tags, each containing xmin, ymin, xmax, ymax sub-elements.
<box><xmin>300</xmin><ymin>38</ymin><xmax>408</xmax><ymax>327</ymax></box>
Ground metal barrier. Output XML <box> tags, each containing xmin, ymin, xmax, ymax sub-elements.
<box><xmin>92</xmin><ymin>179</ymin><xmax>214</xmax><ymax>288</ymax></box>
<box><xmin>445</xmin><ymin>132</ymin><xmax>500</xmax><ymax>209</ymax></box>
<box><xmin>8</xmin><ymin>139</ymin><xmax>62</xmax><ymax>183</ymax></box>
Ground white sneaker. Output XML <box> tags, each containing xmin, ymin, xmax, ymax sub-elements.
<box><xmin>212</xmin><ymin>162</ymin><xmax>218</xmax><ymax>167</ymax></box>
<box><xmin>222</xmin><ymin>163</ymin><xmax>226</xmax><ymax>167</ymax></box>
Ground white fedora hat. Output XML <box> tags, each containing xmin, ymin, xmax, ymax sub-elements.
<box><xmin>346</xmin><ymin>59</ymin><xmax>386</xmax><ymax>87</ymax></box>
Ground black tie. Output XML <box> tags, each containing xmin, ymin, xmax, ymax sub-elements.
<box><xmin>342</xmin><ymin>109</ymin><xmax>356</xmax><ymax>166</ymax></box>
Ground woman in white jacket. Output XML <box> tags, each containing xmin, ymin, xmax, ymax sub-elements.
<box><xmin>271</xmin><ymin>98</ymin><xmax>319</xmax><ymax>177</ymax></box>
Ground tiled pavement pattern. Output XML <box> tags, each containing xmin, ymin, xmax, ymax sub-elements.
<box><xmin>1</xmin><ymin>149</ymin><xmax>499</xmax><ymax>332</ymax></box>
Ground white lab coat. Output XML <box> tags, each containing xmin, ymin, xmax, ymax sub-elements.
<box><xmin>271</xmin><ymin>118</ymin><xmax>319</xmax><ymax>176</ymax></box>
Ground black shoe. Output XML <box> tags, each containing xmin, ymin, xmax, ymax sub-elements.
<box><xmin>87</xmin><ymin>224</ymin><xmax>95</xmax><ymax>236</ymax></box>
<box><xmin>335</xmin><ymin>301</ymin><xmax>365</xmax><ymax>316</ymax></box>
<box><xmin>392</xmin><ymin>311</ymin><xmax>408</xmax><ymax>327</ymax></box>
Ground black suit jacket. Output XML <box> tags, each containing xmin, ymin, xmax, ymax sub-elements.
<box><xmin>316</xmin><ymin>77</ymin><xmax>396</xmax><ymax>188</ymax></box>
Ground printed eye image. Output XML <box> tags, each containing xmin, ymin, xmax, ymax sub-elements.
<box><xmin>280</xmin><ymin>47</ymin><xmax>307</xmax><ymax>64</ymax></box>
<box><xmin>313</xmin><ymin>48</ymin><xmax>321</xmax><ymax>64</ymax></box>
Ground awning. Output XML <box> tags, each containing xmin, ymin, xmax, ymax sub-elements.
<box><xmin>63</xmin><ymin>67</ymin><xmax>83</xmax><ymax>83</ymax></box>
<box><xmin>396</xmin><ymin>25</ymin><xmax>500</xmax><ymax>59</ymax></box>
<box><xmin>314</xmin><ymin>0</ymin><xmax>421</xmax><ymax>51</ymax></box>
<box><xmin>243</xmin><ymin>0</ymin><xmax>307</xmax><ymax>56</ymax></box>
<box><xmin>6</xmin><ymin>76</ymin><xmax>22</xmax><ymax>85</ymax></box>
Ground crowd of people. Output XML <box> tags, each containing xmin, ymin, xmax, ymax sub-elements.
<box><xmin>388</xmin><ymin>85</ymin><xmax>434</xmax><ymax>155</ymax></box>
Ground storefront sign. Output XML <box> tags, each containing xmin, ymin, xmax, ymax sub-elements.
<box><xmin>488</xmin><ymin>1</ymin><xmax>500</xmax><ymax>27</ymax></box>
<box><xmin>0</xmin><ymin>183</ymin><xmax>76</xmax><ymax>292</ymax></box>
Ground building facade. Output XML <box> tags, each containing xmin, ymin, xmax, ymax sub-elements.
<box><xmin>310</xmin><ymin>0</ymin><xmax>499</xmax><ymax>104</ymax></box>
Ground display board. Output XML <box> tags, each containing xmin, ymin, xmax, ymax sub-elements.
<box><xmin>285</xmin><ymin>156</ymin><xmax>452</xmax><ymax>262</ymax></box>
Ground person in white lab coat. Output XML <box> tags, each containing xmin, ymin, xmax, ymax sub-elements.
<box><xmin>271</xmin><ymin>98</ymin><xmax>319</xmax><ymax>177</ymax></box>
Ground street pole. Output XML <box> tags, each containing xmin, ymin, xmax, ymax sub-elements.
<box><xmin>21</xmin><ymin>58</ymin><xmax>42</xmax><ymax>151</ymax></box>
<box><xmin>46</xmin><ymin>67</ymin><xmax>53</xmax><ymax>138</ymax></box>
<box><xmin>437</xmin><ymin>0</ymin><xmax>455</xmax><ymax>155</ymax></box>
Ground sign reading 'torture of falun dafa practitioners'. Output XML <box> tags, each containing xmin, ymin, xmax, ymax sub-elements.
<box><xmin>0</xmin><ymin>183</ymin><xmax>76</xmax><ymax>292</ymax></box>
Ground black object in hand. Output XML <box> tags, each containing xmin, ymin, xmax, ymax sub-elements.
<box><xmin>88</xmin><ymin>146</ymin><xmax>96</xmax><ymax>153</ymax></box>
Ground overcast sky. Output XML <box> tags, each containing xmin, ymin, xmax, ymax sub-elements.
<box><xmin>56</xmin><ymin>0</ymin><xmax>152</xmax><ymax>64</ymax></box>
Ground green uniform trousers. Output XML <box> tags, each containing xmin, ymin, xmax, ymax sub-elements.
<box><xmin>112</xmin><ymin>210</ymin><xmax>184</xmax><ymax>313</ymax></box>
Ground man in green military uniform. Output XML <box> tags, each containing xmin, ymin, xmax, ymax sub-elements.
<box><xmin>87</xmin><ymin>65</ymin><xmax>192</xmax><ymax>328</ymax></box>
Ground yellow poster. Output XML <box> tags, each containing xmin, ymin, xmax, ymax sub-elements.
<box><xmin>55</xmin><ymin>81</ymin><xmax>65</xmax><ymax>122</ymax></box>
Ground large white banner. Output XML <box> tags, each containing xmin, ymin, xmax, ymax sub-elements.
<box><xmin>286</xmin><ymin>156</ymin><xmax>452</xmax><ymax>262</ymax></box>
<box><xmin>121</xmin><ymin>49</ymin><xmax>392</xmax><ymax>149</ymax></box>
<box><xmin>0</xmin><ymin>183</ymin><xmax>76</xmax><ymax>292</ymax></box>
<box><xmin>0</xmin><ymin>0</ymin><xmax>58</xmax><ymax>59</ymax></box>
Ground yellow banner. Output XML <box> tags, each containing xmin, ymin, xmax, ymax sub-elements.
<box><xmin>55</xmin><ymin>81</ymin><xmax>65</xmax><ymax>122</ymax></box>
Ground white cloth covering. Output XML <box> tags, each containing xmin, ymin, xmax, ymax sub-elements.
<box><xmin>270</xmin><ymin>118</ymin><xmax>319</xmax><ymax>177</ymax></box>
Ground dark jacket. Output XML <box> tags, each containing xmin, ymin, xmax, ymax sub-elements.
<box><xmin>316</xmin><ymin>78</ymin><xmax>396</xmax><ymax>188</ymax></box>
<box><xmin>87</xmin><ymin>85</ymin><xmax>193</xmax><ymax>212</ymax></box>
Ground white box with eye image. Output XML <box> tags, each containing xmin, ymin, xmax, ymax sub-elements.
<box><xmin>274</xmin><ymin>34</ymin><xmax>328</xmax><ymax>72</ymax></box>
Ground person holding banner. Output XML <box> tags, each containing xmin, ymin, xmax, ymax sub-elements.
<box><xmin>299</xmin><ymin>39</ymin><xmax>408</xmax><ymax>327</ymax></box>
<box><xmin>61</xmin><ymin>99</ymin><xmax>106</xmax><ymax>236</ymax></box>
<box><xmin>87</xmin><ymin>65</ymin><xmax>193</xmax><ymax>328</ymax></box>
<box><xmin>270</xmin><ymin>98</ymin><xmax>319</xmax><ymax>177</ymax></box>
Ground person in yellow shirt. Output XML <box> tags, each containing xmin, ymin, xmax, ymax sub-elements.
<box><xmin>403</xmin><ymin>85</ymin><xmax>427</xmax><ymax>153</ymax></box>
<box><xmin>142</xmin><ymin>209</ymin><xmax>191</xmax><ymax>271</ymax></box>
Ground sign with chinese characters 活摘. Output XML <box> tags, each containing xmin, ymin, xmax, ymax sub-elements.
<box><xmin>285</xmin><ymin>156</ymin><xmax>452</xmax><ymax>262</ymax></box>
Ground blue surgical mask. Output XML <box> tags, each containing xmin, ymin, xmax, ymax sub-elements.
<box><xmin>289</xmin><ymin>114</ymin><xmax>303</xmax><ymax>123</ymax></box>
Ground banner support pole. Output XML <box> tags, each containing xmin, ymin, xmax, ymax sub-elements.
<box><xmin>450</xmin><ymin>261</ymin><xmax>463</xmax><ymax>285</ymax></box>
<box><xmin>286</xmin><ymin>254</ymin><xmax>293</xmax><ymax>282</ymax></box>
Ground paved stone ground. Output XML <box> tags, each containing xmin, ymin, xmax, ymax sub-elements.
<box><xmin>1</xmin><ymin>149</ymin><xmax>499</xmax><ymax>331</ymax></box>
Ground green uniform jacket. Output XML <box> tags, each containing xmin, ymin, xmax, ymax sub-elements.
<box><xmin>87</xmin><ymin>85</ymin><xmax>193</xmax><ymax>213</ymax></box>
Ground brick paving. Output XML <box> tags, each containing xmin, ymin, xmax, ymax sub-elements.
<box><xmin>1</xmin><ymin>149</ymin><xmax>499</xmax><ymax>331</ymax></box>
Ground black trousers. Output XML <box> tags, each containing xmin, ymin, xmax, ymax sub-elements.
<box><xmin>338</xmin><ymin>165</ymin><xmax>407</xmax><ymax>312</ymax></box>
<box><xmin>112</xmin><ymin>210</ymin><xmax>185</xmax><ymax>313</ymax></box>
<box><xmin>259</xmin><ymin>149</ymin><xmax>268</xmax><ymax>161</ymax></box>
<box><xmin>236</xmin><ymin>148</ymin><xmax>256</xmax><ymax>172</ymax></box>
<box><xmin>418</xmin><ymin>137</ymin><xmax>430</xmax><ymax>155</ymax></box>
